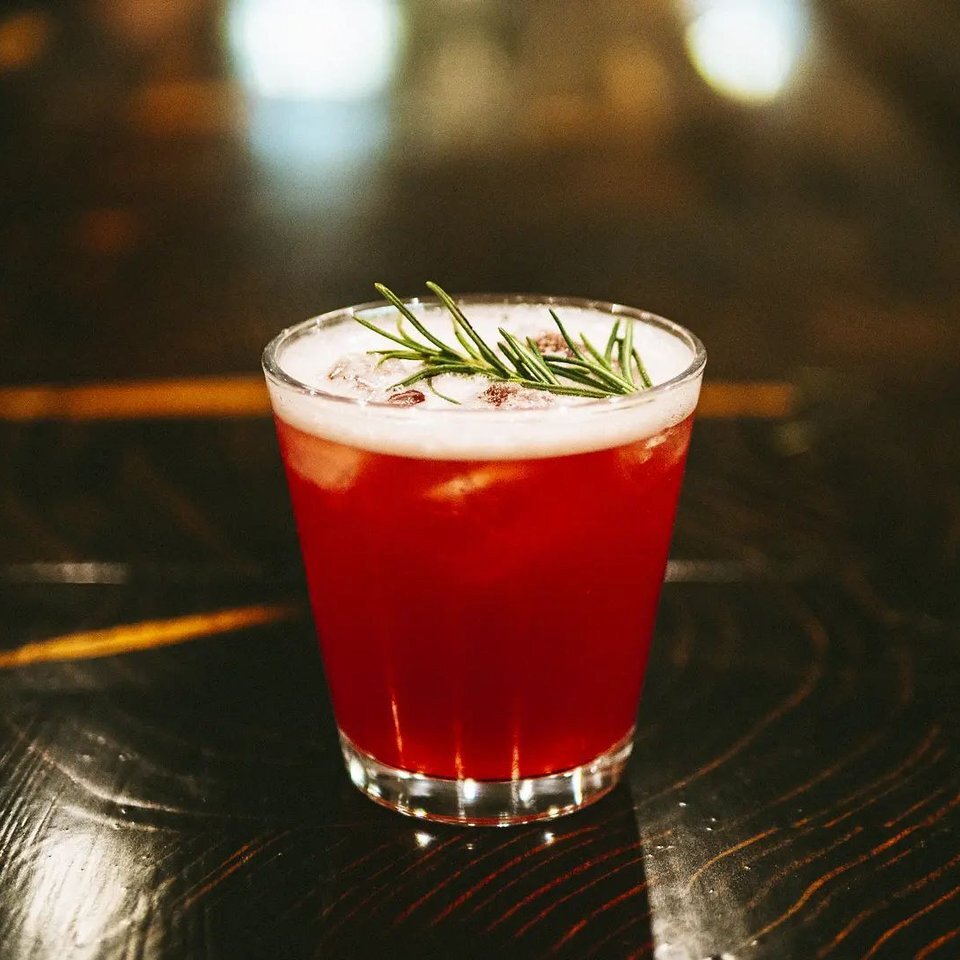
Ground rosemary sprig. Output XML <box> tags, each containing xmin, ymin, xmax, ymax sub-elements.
<box><xmin>356</xmin><ymin>282</ymin><xmax>652</xmax><ymax>402</ymax></box>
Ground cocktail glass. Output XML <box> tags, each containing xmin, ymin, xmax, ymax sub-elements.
<box><xmin>263</xmin><ymin>294</ymin><xmax>705</xmax><ymax>825</ymax></box>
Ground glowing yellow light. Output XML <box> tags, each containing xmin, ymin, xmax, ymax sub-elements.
<box><xmin>0</xmin><ymin>12</ymin><xmax>51</xmax><ymax>71</ymax></box>
<box><xmin>0</xmin><ymin>604</ymin><xmax>297</xmax><ymax>669</ymax></box>
<box><xmin>685</xmin><ymin>0</ymin><xmax>802</xmax><ymax>103</ymax></box>
<box><xmin>228</xmin><ymin>0</ymin><xmax>401</xmax><ymax>100</ymax></box>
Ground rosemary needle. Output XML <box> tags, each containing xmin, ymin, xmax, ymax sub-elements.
<box><xmin>357</xmin><ymin>283</ymin><xmax>653</xmax><ymax>403</ymax></box>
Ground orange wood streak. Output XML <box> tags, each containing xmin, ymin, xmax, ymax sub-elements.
<box><xmin>919</xmin><ymin>792</ymin><xmax>960</xmax><ymax>826</ymax></box>
<box><xmin>651</xmin><ymin>592</ymin><xmax>827</xmax><ymax>804</ymax></box>
<box><xmin>887</xmin><ymin>851</ymin><xmax>960</xmax><ymax>911</ymax></box>
<box><xmin>745</xmin><ymin>823</ymin><xmax>819</xmax><ymax>868</ymax></box>
<box><xmin>181</xmin><ymin>831</ymin><xmax>294</xmax><ymax>910</ymax></box>
<box><xmin>884</xmin><ymin>787</ymin><xmax>949</xmax><ymax>829</ymax></box>
<box><xmin>316</xmin><ymin>835</ymin><xmax>467</xmax><ymax>928</ymax></box>
<box><xmin>390</xmin><ymin>829</ymin><xmax>546</xmax><ymax>925</ymax></box>
<box><xmin>815</xmin><ymin>851</ymin><xmax>960</xmax><ymax>958</ymax></box>
<box><xmin>0</xmin><ymin>604</ymin><xmax>299</xmax><ymax>668</ymax></box>
<box><xmin>321</xmin><ymin>834</ymin><xmax>469</xmax><ymax>925</ymax></box>
<box><xmin>877</xmin><ymin>848</ymin><xmax>919</xmax><ymax>872</ymax></box>
<box><xmin>551</xmin><ymin>881</ymin><xmax>649</xmax><ymax>951</ymax></box>
<box><xmin>0</xmin><ymin>377</ymin><xmax>794</xmax><ymax>420</ymax></box>
<box><xmin>319</xmin><ymin>846</ymin><xmax>415</xmax><ymax>924</ymax></box>
<box><xmin>820</xmin><ymin>745</ymin><xmax>947</xmax><ymax>829</ymax></box>
<box><xmin>725</xmin><ymin>728</ymin><xmax>888</xmax><ymax>837</ymax></box>
<box><xmin>916</xmin><ymin>924</ymin><xmax>960</xmax><ymax>960</ymax></box>
<box><xmin>486</xmin><ymin>827</ymin><xmax>671</xmax><ymax>937</ymax></box>
<box><xmin>491</xmin><ymin>842</ymin><xmax>645</xmax><ymax>935</ymax></box>
<box><xmin>179</xmin><ymin>837</ymin><xmax>264</xmax><ymax>906</ymax></box>
<box><xmin>744</xmin><ymin>793</ymin><xmax>960</xmax><ymax>947</ymax></box>
<box><xmin>684</xmin><ymin>827</ymin><xmax>779</xmax><ymax>891</ymax></box>
<box><xmin>769</xmin><ymin>730</ymin><xmax>888</xmax><ymax>812</ymax></box>
<box><xmin>436</xmin><ymin>832</ymin><xmax>629</xmax><ymax>928</ymax></box>
<box><xmin>392</xmin><ymin>835</ymin><xmax>464</xmax><ymax>883</ymax></box>
<box><xmin>861</xmin><ymin>885</ymin><xmax>960</xmax><ymax>960</ymax></box>
<box><xmin>818</xmin><ymin>905</ymin><xmax>887</xmax><ymax>960</ymax></box>
<box><xmin>745</xmin><ymin>826</ymin><xmax>863</xmax><ymax>911</ymax></box>
<box><xmin>745</xmin><ymin>845</ymin><xmax>882</xmax><ymax>947</ymax></box>
<box><xmin>583</xmin><ymin>916</ymin><xmax>652</xmax><ymax>960</ymax></box>
<box><xmin>515</xmin><ymin>853</ymin><xmax>650</xmax><ymax>940</ymax></box>
<box><xmin>794</xmin><ymin>724</ymin><xmax>941</xmax><ymax>829</ymax></box>
<box><xmin>465</xmin><ymin>831</ymin><xmax>605</xmax><ymax>918</ymax></box>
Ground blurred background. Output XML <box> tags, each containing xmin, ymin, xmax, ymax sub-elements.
<box><xmin>2</xmin><ymin>0</ymin><xmax>958</xmax><ymax>387</ymax></box>
<box><xmin>1</xmin><ymin>7</ymin><xmax>959</xmax><ymax>958</ymax></box>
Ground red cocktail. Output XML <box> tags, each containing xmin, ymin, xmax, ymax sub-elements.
<box><xmin>264</xmin><ymin>293</ymin><xmax>705</xmax><ymax>824</ymax></box>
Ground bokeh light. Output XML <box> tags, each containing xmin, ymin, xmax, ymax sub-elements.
<box><xmin>684</xmin><ymin>0</ymin><xmax>805</xmax><ymax>104</ymax></box>
<box><xmin>227</xmin><ymin>0</ymin><xmax>402</xmax><ymax>101</ymax></box>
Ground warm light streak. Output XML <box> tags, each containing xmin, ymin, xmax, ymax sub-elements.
<box><xmin>0</xmin><ymin>378</ymin><xmax>795</xmax><ymax>422</ymax></box>
<box><xmin>0</xmin><ymin>604</ymin><xmax>298</xmax><ymax>669</ymax></box>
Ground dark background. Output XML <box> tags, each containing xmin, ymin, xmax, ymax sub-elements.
<box><xmin>1</xmin><ymin>1</ymin><xmax>959</xmax><ymax>958</ymax></box>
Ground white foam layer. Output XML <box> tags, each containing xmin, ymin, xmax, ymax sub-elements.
<box><xmin>265</xmin><ymin>301</ymin><xmax>704</xmax><ymax>460</ymax></box>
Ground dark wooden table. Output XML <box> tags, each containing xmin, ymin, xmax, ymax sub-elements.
<box><xmin>2</xmin><ymin>2</ymin><xmax>959</xmax><ymax>958</ymax></box>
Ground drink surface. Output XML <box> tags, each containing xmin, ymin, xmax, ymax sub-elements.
<box><xmin>266</xmin><ymin>298</ymin><xmax>703</xmax><ymax>781</ymax></box>
<box><xmin>269</xmin><ymin>301</ymin><xmax>700</xmax><ymax>460</ymax></box>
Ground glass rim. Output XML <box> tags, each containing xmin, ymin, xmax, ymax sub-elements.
<box><xmin>262</xmin><ymin>293</ymin><xmax>707</xmax><ymax>416</ymax></box>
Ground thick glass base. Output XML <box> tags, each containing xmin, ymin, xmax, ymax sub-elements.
<box><xmin>340</xmin><ymin>730</ymin><xmax>634</xmax><ymax>826</ymax></box>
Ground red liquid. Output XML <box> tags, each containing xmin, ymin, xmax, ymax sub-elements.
<box><xmin>276</xmin><ymin>415</ymin><xmax>694</xmax><ymax>780</ymax></box>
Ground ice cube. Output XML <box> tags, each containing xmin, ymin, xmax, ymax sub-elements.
<box><xmin>425</xmin><ymin>464</ymin><xmax>527</xmax><ymax>502</ymax></box>
<box><xmin>326</xmin><ymin>353</ymin><xmax>405</xmax><ymax>399</ymax></box>
<box><xmin>617</xmin><ymin>441</ymin><xmax>653</xmax><ymax>468</ymax></box>
<box><xmin>617</xmin><ymin>428</ymin><xmax>688</xmax><ymax>472</ymax></box>
<box><xmin>283</xmin><ymin>433</ymin><xmax>366</xmax><ymax>492</ymax></box>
